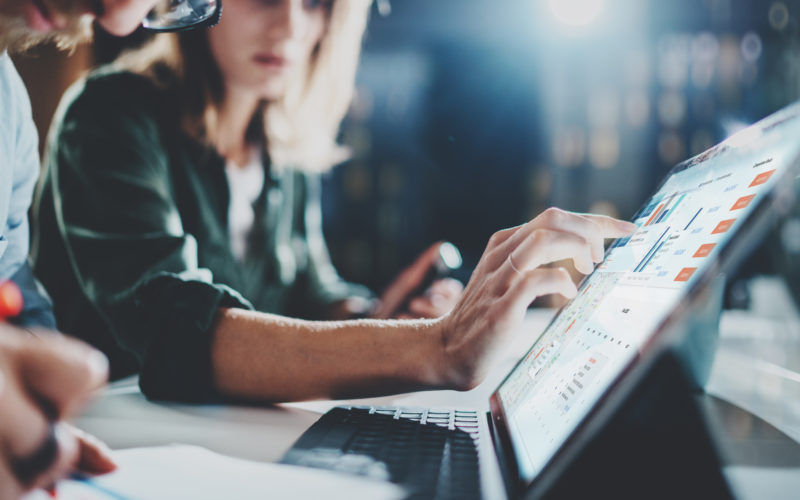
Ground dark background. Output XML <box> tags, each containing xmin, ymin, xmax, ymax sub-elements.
<box><xmin>15</xmin><ymin>0</ymin><xmax>800</xmax><ymax>296</ymax></box>
<box><xmin>322</xmin><ymin>0</ymin><xmax>800</xmax><ymax>292</ymax></box>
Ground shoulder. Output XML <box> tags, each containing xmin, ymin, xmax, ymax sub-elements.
<box><xmin>0</xmin><ymin>53</ymin><xmax>28</xmax><ymax>105</ymax></box>
<box><xmin>0</xmin><ymin>53</ymin><xmax>28</xmax><ymax>107</ymax></box>
<box><xmin>0</xmin><ymin>52</ymin><xmax>39</xmax><ymax>199</ymax></box>
<box><xmin>0</xmin><ymin>53</ymin><xmax>35</xmax><ymax>149</ymax></box>
<box><xmin>46</xmin><ymin>67</ymin><xmax>180</xmax><ymax>180</ymax></box>
<box><xmin>86</xmin><ymin>67</ymin><xmax>161</xmax><ymax>99</ymax></box>
<box><xmin>54</xmin><ymin>66</ymin><xmax>170</xmax><ymax>131</ymax></box>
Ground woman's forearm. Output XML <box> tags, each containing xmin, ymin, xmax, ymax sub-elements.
<box><xmin>210</xmin><ymin>307</ymin><xmax>449</xmax><ymax>402</ymax></box>
<box><xmin>210</xmin><ymin>209</ymin><xmax>636</xmax><ymax>404</ymax></box>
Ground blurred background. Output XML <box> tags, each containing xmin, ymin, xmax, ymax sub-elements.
<box><xmin>14</xmin><ymin>0</ymin><xmax>800</xmax><ymax>297</ymax></box>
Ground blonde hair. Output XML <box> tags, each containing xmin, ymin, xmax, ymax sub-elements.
<box><xmin>0</xmin><ymin>14</ymin><xmax>91</xmax><ymax>53</ymax></box>
<box><xmin>116</xmin><ymin>0</ymin><xmax>372</xmax><ymax>172</ymax></box>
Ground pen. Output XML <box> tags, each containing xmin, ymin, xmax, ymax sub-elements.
<box><xmin>70</xmin><ymin>473</ymin><xmax>132</xmax><ymax>500</ymax></box>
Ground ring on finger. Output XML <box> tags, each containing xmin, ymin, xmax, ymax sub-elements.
<box><xmin>508</xmin><ymin>254</ymin><xmax>524</xmax><ymax>277</ymax></box>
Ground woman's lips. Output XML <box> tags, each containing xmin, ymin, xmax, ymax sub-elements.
<box><xmin>253</xmin><ymin>54</ymin><xmax>288</xmax><ymax>68</ymax></box>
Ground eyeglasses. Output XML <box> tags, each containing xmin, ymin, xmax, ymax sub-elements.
<box><xmin>141</xmin><ymin>0</ymin><xmax>222</xmax><ymax>32</ymax></box>
<box><xmin>141</xmin><ymin>0</ymin><xmax>389</xmax><ymax>33</ymax></box>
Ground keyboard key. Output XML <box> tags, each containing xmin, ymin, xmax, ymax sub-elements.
<box><xmin>282</xmin><ymin>405</ymin><xmax>483</xmax><ymax>500</ymax></box>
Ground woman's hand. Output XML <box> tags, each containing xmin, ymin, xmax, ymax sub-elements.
<box><xmin>67</xmin><ymin>423</ymin><xmax>116</xmax><ymax>477</ymax></box>
<box><xmin>372</xmin><ymin>242</ymin><xmax>464</xmax><ymax>320</ymax></box>
<box><xmin>437</xmin><ymin>208</ymin><xmax>636</xmax><ymax>390</ymax></box>
<box><xmin>399</xmin><ymin>278</ymin><xmax>463</xmax><ymax>319</ymax></box>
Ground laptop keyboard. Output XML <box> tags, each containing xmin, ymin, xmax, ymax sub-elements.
<box><xmin>280</xmin><ymin>405</ymin><xmax>483</xmax><ymax>500</ymax></box>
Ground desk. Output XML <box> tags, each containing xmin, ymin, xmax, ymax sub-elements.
<box><xmin>73</xmin><ymin>277</ymin><xmax>800</xmax><ymax>499</ymax></box>
<box><xmin>704</xmin><ymin>277</ymin><xmax>800</xmax><ymax>499</ymax></box>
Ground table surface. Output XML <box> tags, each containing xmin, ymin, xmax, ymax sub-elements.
<box><xmin>74</xmin><ymin>276</ymin><xmax>800</xmax><ymax>499</ymax></box>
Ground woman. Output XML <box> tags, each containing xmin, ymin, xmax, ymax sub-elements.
<box><xmin>34</xmin><ymin>0</ymin><xmax>635</xmax><ymax>403</ymax></box>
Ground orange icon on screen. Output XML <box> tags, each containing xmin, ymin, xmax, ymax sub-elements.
<box><xmin>730</xmin><ymin>194</ymin><xmax>755</xmax><ymax>211</ymax></box>
<box><xmin>712</xmin><ymin>219</ymin><xmax>736</xmax><ymax>234</ymax></box>
<box><xmin>675</xmin><ymin>267</ymin><xmax>697</xmax><ymax>282</ymax></box>
<box><xmin>645</xmin><ymin>204</ymin><xmax>665</xmax><ymax>226</ymax></box>
<box><xmin>749</xmin><ymin>169</ymin><xmax>775</xmax><ymax>187</ymax></box>
<box><xmin>693</xmin><ymin>243</ymin><xmax>717</xmax><ymax>258</ymax></box>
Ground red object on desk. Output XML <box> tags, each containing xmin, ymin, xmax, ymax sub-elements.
<box><xmin>0</xmin><ymin>280</ymin><xmax>23</xmax><ymax>320</ymax></box>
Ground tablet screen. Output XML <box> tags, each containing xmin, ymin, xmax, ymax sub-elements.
<box><xmin>496</xmin><ymin>102</ymin><xmax>800</xmax><ymax>482</ymax></box>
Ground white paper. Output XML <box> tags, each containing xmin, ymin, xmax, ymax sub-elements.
<box><xmin>24</xmin><ymin>445</ymin><xmax>404</xmax><ymax>500</ymax></box>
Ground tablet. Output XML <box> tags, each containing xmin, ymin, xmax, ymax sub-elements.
<box><xmin>490</xmin><ymin>100</ymin><xmax>800</xmax><ymax>493</ymax></box>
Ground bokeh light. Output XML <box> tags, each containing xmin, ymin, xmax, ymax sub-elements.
<box><xmin>548</xmin><ymin>0</ymin><xmax>605</xmax><ymax>27</ymax></box>
<box><xmin>769</xmin><ymin>2</ymin><xmax>790</xmax><ymax>30</ymax></box>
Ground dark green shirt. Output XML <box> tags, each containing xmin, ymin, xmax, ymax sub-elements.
<box><xmin>33</xmin><ymin>68</ymin><xmax>371</xmax><ymax>402</ymax></box>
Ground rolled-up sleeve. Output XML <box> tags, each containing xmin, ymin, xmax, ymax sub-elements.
<box><xmin>49</xmin><ymin>75</ymin><xmax>252</xmax><ymax>402</ymax></box>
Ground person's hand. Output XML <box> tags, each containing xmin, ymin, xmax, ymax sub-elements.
<box><xmin>67</xmin><ymin>423</ymin><xmax>116</xmax><ymax>478</ymax></box>
<box><xmin>0</xmin><ymin>328</ymin><xmax>114</xmax><ymax>499</ymax></box>
<box><xmin>397</xmin><ymin>278</ymin><xmax>463</xmax><ymax>319</ymax></box>
<box><xmin>436</xmin><ymin>208</ymin><xmax>636</xmax><ymax>390</ymax></box>
<box><xmin>371</xmin><ymin>242</ymin><xmax>464</xmax><ymax>319</ymax></box>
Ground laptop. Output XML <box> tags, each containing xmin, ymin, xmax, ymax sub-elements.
<box><xmin>281</xmin><ymin>101</ymin><xmax>800</xmax><ymax>499</ymax></box>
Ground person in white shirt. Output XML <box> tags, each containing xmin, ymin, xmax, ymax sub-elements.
<box><xmin>0</xmin><ymin>0</ymin><xmax>223</xmax><ymax>497</ymax></box>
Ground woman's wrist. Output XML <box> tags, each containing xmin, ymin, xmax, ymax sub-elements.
<box><xmin>371</xmin><ymin>316</ymin><xmax>452</xmax><ymax>393</ymax></box>
<box><xmin>420</xmin><ymin>314</ymin><xmax>469</xmax><ymax>392</ymax></box>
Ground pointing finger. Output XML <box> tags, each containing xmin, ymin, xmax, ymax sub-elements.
<box><xmin>579</xmin><ymin>213</ymin><xmax>638</xmax><ymax>239</ymax></box>
<box><xmin>511</xmin><ymin>228</ymin><xmax>596</xmax><ymax>275</ymax></box>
